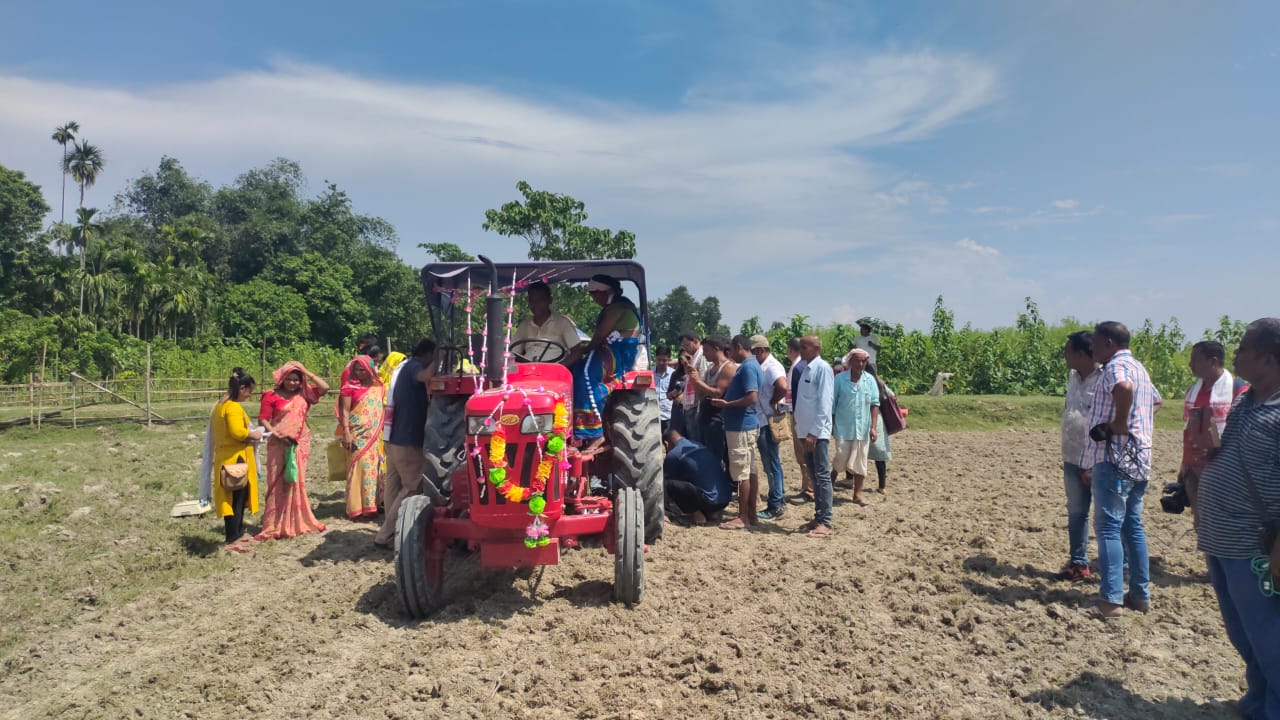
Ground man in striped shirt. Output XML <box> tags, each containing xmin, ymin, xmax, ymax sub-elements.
<box><xmin>1196</xmin><ymin>318</ymin><xmax>1280</xmax><ymax>718</ymax></box>
<box><xmin>1080</xmin><ymin>321</ymin><xmax>1161</xmax><ymax>618</ymax></box>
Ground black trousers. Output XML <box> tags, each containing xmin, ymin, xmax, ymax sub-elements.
<box><xmin>875</xmin><ymin>460</ymin><xmax>888</xmax><ymax>489</ymax></box>
<box><xmin>224</xmin><ymin>486</ymin><xmax>249</xmax><ymax>543</ymax></box>
<box><xmin>665</xmin><ymin>478</ymin><xmax>726</xmax><ymax>516</ymax></box>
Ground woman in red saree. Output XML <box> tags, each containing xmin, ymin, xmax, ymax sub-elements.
<box><xmin>255</xmin><ymin>361</ymin><xmax>330</xmax><ymax>541</ymax></box>
<box><xmin>337</xmin><ymin>355</ymin><xmax>385</xmax><ymax>520</ymax></box>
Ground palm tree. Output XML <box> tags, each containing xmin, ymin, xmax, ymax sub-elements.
<box><xmin>70</xmin><ymin>207</ymin><xmax>103</xmax><ymax>314</ymax></box>
<box><xmin>51</xmin><ymin>121</ymin><xmax>79</xmax><ymax>223</ymax></box>
<box><xmin>63</xmin><ymin>140</ymin><xmax>105</xmax><ymax>211</ymax></box>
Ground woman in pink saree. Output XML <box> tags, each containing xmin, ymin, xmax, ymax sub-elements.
<box><xmin>256</xmin><ymin>361</ymin><xmax>330</xmax><ymax>541</ymax></box>
<box><xmin>337</xmin><ymin>355</ymin><xmax>385</xmax><ymax>520</ymax></box>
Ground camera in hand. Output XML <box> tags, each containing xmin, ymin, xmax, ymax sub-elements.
<box><xmin>1089</xmin><ymin>423</ymin><xmax>1113</xmax><ymax>442</ymax></box>
<box><xmin>1160</xmin><ymin>481</ymin><xmax>1189</xmax><ymax>514</ymax></box>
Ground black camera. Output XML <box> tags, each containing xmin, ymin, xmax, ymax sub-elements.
<box><xmin>1089</xmin><ymin>423</ymin><xmax>1113</xmax><ymax>443</ymax></box>
<box><xmin>1160</xmin><ymin>482</ymin><xmax>1189</xmax><ymax>514</ymax></box>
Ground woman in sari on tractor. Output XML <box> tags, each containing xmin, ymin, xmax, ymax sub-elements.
<box><xmin>572</xmin><ymin>274</ymin><xmax>643</xmax><ymax>452</ymax></box>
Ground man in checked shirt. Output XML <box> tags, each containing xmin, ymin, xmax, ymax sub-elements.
<box><xmin>1080</xmin><ymin>321</ymin><xmax>1163</xmax><ymax>619</ymax></box>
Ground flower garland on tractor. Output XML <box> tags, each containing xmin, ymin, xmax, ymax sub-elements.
<box><xmin>483</xmin><ymin>401</ymin><xmax>572</xmax><ymax>548</ymax></box>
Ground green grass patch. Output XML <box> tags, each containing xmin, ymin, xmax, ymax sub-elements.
<box><xmin>897</xmin><ymin>394</ymin><xmax>1184</xmax><ymax>432</ymax></box>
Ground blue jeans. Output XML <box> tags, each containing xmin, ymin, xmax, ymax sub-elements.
<box><xmin>1208</xmin><ymin>555</ymin><xmax>1280</xmax><ymax>719</ymax></box>
<box><xmin>758</xmin><ymin>424</ymin><xmax>785</xmax><ymax>510</ymax></box>
<box><xmin>1091</xmin><ymin>462</ymin><xmax>1150</xmax><ymax>605</ymax></box>
<box><xmin>805</xmin><ymin>439</ymin><xmax>832</xmax><ymax>526</ymax></box>
<box><xmin>1063</xmin><ymin>463</ymin><xmax>1091</xmax><ymax>566</ymax></box>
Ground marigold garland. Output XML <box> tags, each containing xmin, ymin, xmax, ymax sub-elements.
<box><xmin>480</xmin><ymin>400</ymin><xmax>572</xmax><ymax>547</ymax></box>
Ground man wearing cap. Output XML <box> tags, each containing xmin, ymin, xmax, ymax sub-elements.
<box><xmin>749</xmin><ymin>335</ymin><xmax>791</xmax><ymax>520</ymax></box>
<box><xmin>832</xmin><ymin>348</ymin><xmax>880</xmax><ymax>506</ymax></box>
<box><xmin>711</xmin><ymin>335</ymin><xmax>764</xmax><ymax>530</ymax></box>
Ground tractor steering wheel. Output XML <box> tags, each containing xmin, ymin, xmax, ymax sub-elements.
<box><xmin>509</xmin><ymin>337</ymin><xmax>569</xmax><ymax>364</ymax></box>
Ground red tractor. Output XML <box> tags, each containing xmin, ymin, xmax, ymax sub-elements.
<box><xmin>394</xmin><ymin>257</ymin><xmax>664</xmax><ymax>617</ymax></box>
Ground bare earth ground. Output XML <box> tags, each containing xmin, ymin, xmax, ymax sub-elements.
<box><xmin>0</xmin><ymin>428</ymin><xmax>1245</xmax><ymax>719</ymax></box>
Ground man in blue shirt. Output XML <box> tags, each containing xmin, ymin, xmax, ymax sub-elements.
<box><xmin>373</xmin><ymin>338</ymin><xmax>437</xmax><ymax>549</ymax></box>
<box><xmin>711</xmin><ymin>335</ymin><xmax>762</xmax><ymax>530</ymax></box>
<box><xmin>663</xmin><ymin>429</ymin><xmax>733</xmax><ymax>525</ymax></box>
<box><xmin>832</xmin><ymin>348</ymin><xmax>880</xmax><ymax>506</ymax></box>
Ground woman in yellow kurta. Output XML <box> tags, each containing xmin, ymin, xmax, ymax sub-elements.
<box><xmin>210</xmin><ymin>368</ymin><xmax>263</xmax><ymax>553</ymax></box>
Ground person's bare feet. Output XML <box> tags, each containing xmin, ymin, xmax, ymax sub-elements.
<box><xmin>875</xmin><ymin>488</ymin><xmax>886</xmax><ymax>495</ymax></box>
<box><xmin>1085</xmin><ymin>601</ymin><xmax>1124</xmax><ymax>620</ymax></box>
<box><xmin>852</xmin><ymin>494</ymin><xmax>867</xmax><ymax>506</ymax></box>
<box><xmin>691</xmin><ymin>511</ymin><xmax>708</xmax><ymax>526</ymax></box>
<box><xmin>718</xmin><ymin>517</ymin><xmax>751</xmax><ymax>530</ymax></box>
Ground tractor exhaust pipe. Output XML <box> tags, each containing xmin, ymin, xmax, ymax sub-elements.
<box><xmin>478</xmin><ymin>255</ymin><xmax>505</xmax><ymax>388</ymax></box>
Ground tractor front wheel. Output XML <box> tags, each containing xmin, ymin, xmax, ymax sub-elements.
<box><xmin>395</xmin><ymin>494</ymin><xmax>444</xmax><ymax>618</ymax></box>
<box><xmin>607</xmin><ymin>390</ymin><xmax>664</xmax><ymax>543</ymax></box>
<box><xmin>613</xmin><ymin>485</ymin><xmax>645</xmax><ymax>606</ymax></box>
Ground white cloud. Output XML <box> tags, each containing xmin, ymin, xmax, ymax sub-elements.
<box><xmin>1051</xmin><ymin>198</ymin><xmax>1080</xmax><ymax>210</ymax></box>
<box><xmin>996</xmin><ymin>204</ymin><xmax>1105</xmax><ymax>231</ymax></box>
<box><xmin>968</xmin><ymin>205</ymin><xmax>1016</xmax><ymax>215</ymax></box>
<box><xmin>0</xmin><ymin>53</ymin><xmax>1003</xmax><ymax>330</ymax></box>
<box><xmin>956</xmin><ymin>237</ymin><xmax>1000</xmax><ymax>256</ymax></box>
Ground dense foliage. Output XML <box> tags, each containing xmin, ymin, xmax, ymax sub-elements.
<box><xmin>0</xmin><ymin>155</ymin><xmax>429</xmax><ymax>381</ymax></box>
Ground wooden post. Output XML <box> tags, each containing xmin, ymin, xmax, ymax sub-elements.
<box><xmin>71</xmin><ymin>376</ymin><xmax>78</xmax><ymax>429</ymax></box>
<box><xmin>37</xmin><ymin>343</ymin><xmax>47</xmax><ymax>430</ymax></box>
<box><xmin>385</xmin><ymin>336</ymin><xmax>393</xmax><ymax>353</ymax></box>
<box><xmin>145</xmin><ymin>343</ymin><xmax>153</xmax><ymax>428</ymax></box>
<box><xmin>28</xmin><ymin>373</ymin><xmax>34</xmax><ymax>427</ymax></box>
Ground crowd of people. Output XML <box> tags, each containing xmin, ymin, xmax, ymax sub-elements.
<box><xmin>1049</xmin><ymin>318</ymin><xmax>1280</xmax><ymax>717</ymax></box>
<box><xmin>196</xmin><ymin>290</ymin><xmax>1280</xmax><ymax>716</ymax></box>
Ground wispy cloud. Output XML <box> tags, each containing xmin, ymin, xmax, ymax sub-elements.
<box><xmin>0</xmin><ymin>53</ymin><xmax>1003</xmax><ymax>330</ymax></box>
<box><xmin>957</xmin><ymin>237</ymin><xmax>1000</xmax><ymax>256</ymax></box>
<box><xmin>1050</xmin><ymin>198</ymin><xmax>1080</xmax><ymax>210</ymax></box>
<box><xmin>968</xmin><ymin>205</ymin><xmax>1016</xmax><ymax>215</ymax></box>
<box><xmin>997</xmin><ymin>204</ymin><xmax>1105</xmax><ymax>231</ymax></box>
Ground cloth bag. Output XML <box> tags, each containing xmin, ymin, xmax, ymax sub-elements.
<box><xmin>881</xmin><ymin>394</ymin><xmax>908</xmax><ymax>435</ymax></box>
<box><xmin>767</xmin><ymin>411</ymin><xmax>792</xmax><ymax>443</ymax></box>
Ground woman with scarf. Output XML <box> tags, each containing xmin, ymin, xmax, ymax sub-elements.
<box><xmin>255</xmin><ymin>361</ymin><xmax>330</xmax><ymax>541</ymax></box>
<box><xmin>203</xmin><ymin>368</ymin><xmax>263</xmax><ymax>553</ymax></box>
<box><xmin>572</xmin><ymin>274</ymin><xmax>643</xmax><ymax>446</ymax></box>
<box><xmin>337</xmin><ymin>355</ymin><xmax>385</xmax><ymax>520</ymax></box>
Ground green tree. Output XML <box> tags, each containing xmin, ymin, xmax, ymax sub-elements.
<box><xmin>117</xmin><ymin>156</ymin><xmax>213</xmax><ymax>229</ymax></box>
<box><xmin>264</xmin><ymin>251</ymin><xmax>372</xmax><ymax>347</ymax></box>
<box><xmin>63</xmin><ymin>140</ymin><xmax>106</xmax><ymax>212</ymax></box>
<box><xmin>482</xmin><ymin>181</ymin><xmax>636</xmax><ymax>260</ymax></box>
<box><xmin>649</xmin><ymin>285</ymin><xmax>731</xmax><ymax>344</ymax></box>
<box><xmin>212</xmin><ymin>158</ymin><xmax>306</xmax><ymax>282</ymax></box>
<box><xmin>51</xmin><ymin>121</ymin><xmax>79</xmax><ymax>223</ymax></box>
<box><xmin>419</xmin><ymin>242</ymin><xmax>476</xmax><ymax>262</ymax></box>
<box><xmin>219</xmin><ymin>278</ymin><xmax>311</xmax><ymax>347</ymax></box>
<box><xmin>0</xmin><ymin>164</ymin><xmax>51</xmax><ymax>304</ymax></box>
<box><xmin>740</xmin><ymin>316</ymin><xmax>763</xmax><ymax>337</ymax></box>
<box><xmin>70</xmin><ymin>207</ymin><xmax>104</xmax><ymax>314</ymax></box>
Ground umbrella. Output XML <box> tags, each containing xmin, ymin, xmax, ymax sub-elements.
<box><xmin>855</xmin><ymin>316</ymin><xmax>888</xmax><ymax>332</ymax></box>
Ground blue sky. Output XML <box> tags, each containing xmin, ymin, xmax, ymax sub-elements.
<box><xmin>2</xmin><ymin>1</ymin><xmax>1276</xmax><ymax>334</ymax></box>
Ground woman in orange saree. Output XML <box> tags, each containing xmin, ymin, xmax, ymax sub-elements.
<box><xmin>255</xmin><ymin>361</ymin><xmax>330</xmax><ymax>541</ymax></box>
<box><xmin>337</xmin><ymin>355</ymin><xmax>385</xmax><ymax>520</ymax></box>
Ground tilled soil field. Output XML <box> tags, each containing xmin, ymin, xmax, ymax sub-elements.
<box><xmin>0</xmin><ymin>429</ymin><xmax>1245</xmax><ymax>719</ymax></box>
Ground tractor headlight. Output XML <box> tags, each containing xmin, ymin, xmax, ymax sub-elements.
<box><xmin>521</xmin><ymin>414</ymin><xmax>554</xmax><ymax>435</ymax></box>
<box><xmin>466</xmin><ymin>416</ymin><xmax>497</xmax><ymax>435</ymax></box>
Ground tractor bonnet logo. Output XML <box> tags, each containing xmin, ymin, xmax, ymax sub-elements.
<box><xmin>500</xmin><ymin>414</ymin><xmax>520</xmax><ymax>426</ymax></box>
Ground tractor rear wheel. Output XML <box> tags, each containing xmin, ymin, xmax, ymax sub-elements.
<box><xmin>613</xmin><ymin>485</ymin><xmax>644</xmax><ymax>606</ymax></box>
<box><xmin>395</xmin><ymin>494</ymin><xmax>444</xmax><ymax>618</ymax></box>
<box><xmin>608</xmin><ymin>390</ymin><xmax>664</xmax><ymax>543</ymax></box>
<box><xmin>423</xmin><ymin>395</ymin><xmax>466</xmax><ymax>494</ymax></box>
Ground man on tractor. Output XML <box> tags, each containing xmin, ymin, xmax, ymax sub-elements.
<box><xmin>513</xmin><ymin>280</ymin><xmax>586</xmax><ymax>365</ymax></box>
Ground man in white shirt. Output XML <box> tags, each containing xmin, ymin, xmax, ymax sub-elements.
<box><xmin>793</xmin><ymin>335</ymin><xmax>835</xmax><ymax>538</ymax></box>
<box><xmin>513</xmin><ymin>281</ymin><xmax>584</xmax><ymax>365</ymax></box>
<box><xmin>654</xmin><ymin>345</ymin><xmax>674</xmax><ymax>433</ymax></box>
<box><xmin>1058</xmin><ymin>330</ymin><xmax>1102</xmax><ymax>581</ymax></box>
<box><xmin>668</xmin><ymin>332</ymin><xmax>710</xmax><ymax>442</ymax></box>
<box><xmin>750</xmin><ymin>335</ymin><xmax>790</xmax><ymax>521</ymax></box>
<box><xmin>853</xmin><ymin>322</ymin><xmax>881</xmax><ymax>372</ymax></box>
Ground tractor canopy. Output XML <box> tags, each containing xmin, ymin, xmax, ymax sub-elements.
<box><xmin>420</xmin><ymin>259</ymin><xmax>650</xmax><ymax>343</ymax></box>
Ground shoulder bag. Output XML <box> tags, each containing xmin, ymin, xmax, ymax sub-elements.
<box><xmin>880</xmin><ymin>392</ymin><xmax>907</xmax><ymax>435</ymax></box>
<box><xmin>220</xmin><ymin>454</ymin><xmax>250</xmax><ymax>491</ymax></box>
